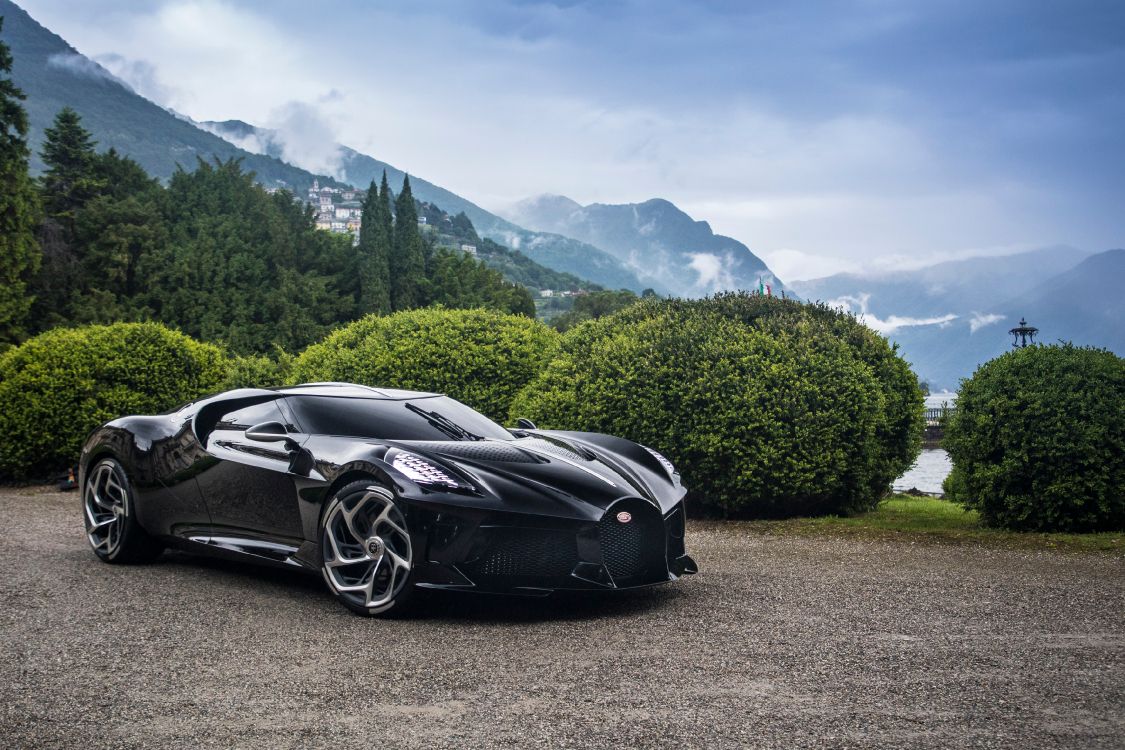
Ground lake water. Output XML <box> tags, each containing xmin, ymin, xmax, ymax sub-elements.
<box><xmin>893</xmin><ymin>449</ymin><xmax>952</xmax><ymax>494</ymax></box>
<box><xmin>891</xmin><ymin>392</ymin><xmax>957</xmax><ymax>494</ymax></box>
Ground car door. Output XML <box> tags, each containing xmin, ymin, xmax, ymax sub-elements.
<box><xmin>194</xmin><ymin>397</ymin><xmax>308</xmax><ymax>549</ymax></box>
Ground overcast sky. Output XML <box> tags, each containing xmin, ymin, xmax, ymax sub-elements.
<box><xmin>18</xmin><ymin>0</ymin><xmax>1125</xmax><ymax>280</ymax></box>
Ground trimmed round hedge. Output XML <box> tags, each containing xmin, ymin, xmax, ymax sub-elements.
<box><xmin>509</xmin><ymin>295</ymin><xmax>913</xmax><ymax>516</ymax></box>
<box><xmin>0</xmin><ymin>322</ymin><xmax>227</xmax><ymax>479</ymax></box>
<box><xmin>943</xmin><ymin>344</ymin><xmax>1124</xmax><ymax>532</ymax></box>
<box><xmin>599</xmin><ymin>293</ymin><xmax>925</xmax><ymax>498</ymax></box>
<box><xmin>290</xmin><ymin>307</ymin><xmax>560</xmax><ymax>422</ymax></box>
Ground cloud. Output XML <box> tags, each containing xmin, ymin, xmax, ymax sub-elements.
<box><xmin>19</xmin><ymin>0</ymin><xmax>1125</xmax><ymax>270</ymax></box>
<box><xmin>687</xmin><ymin>252</ymin><xmax>733</xmax><ymax>292</ymax></box>
<box><xmin>969</xmin><ymin>312</ymin><xmax>1006</xmax><ymax>333</ymax></box>
<box><xmin>94</xmin><ymin>53</ymin><xmax>177</xmax><ymax>106</ymax></box>
<box><xmin>267</xmin><ymin>102</ymin><xmax>346</xmax><ymax>180</ymax></box>
<box><xmin>196</xmin><ymin>121</ymin><xmax>268</xmax><ymax>155</ymax></box>
<box><xmin>46</xmin><ymin>52</ymin><xmax>124</xmax><ymax>85</ymax></box>
<box><xmin>200</xmin><ymin>101</ymin><xmax>346</xmax><ymax>179</ymax></box>
<box><xmin>828</xmin><ymin>293</ymin><xmax>958</xmax><ymax>334</ymax></box>
<box><xmin>760</xmin><ymin>248</ymin><xmax>861</xmax><ymax>282</ymax></box>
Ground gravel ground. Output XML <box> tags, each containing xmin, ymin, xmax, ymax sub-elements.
<box><xmin>2</xmin><ymin>488</ymin><xmax>1123</xmax><ymax>749</ymax></box>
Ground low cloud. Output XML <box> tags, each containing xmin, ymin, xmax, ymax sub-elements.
<box><xmin>829</xmin><ymin>293</ymin><xmax>958</xmax><ymax>334</ymax></box>
<box><xmin>47</xmin><ymin>52</ymin><xmax>123</xmax><ymax>85</ymax></box>
<box><xmin>94</xmin><ymin>53</ymin><xmax>177</xmax><ymax>107</ymax></box>
<box><xmin>761</xmin><ymin>248</ymin><xmax>860</xmax><ymax>282</ymax></box>
<box><xmin>268</xmin><ymin>101</ymin><xmax>346</xmax><ymax>180</ymax></box>
<box><xmin>968</xmin><ymin>312</ymin><xmax>1005</xmax><ymax>333</ymax></box>
<box><xmin>687</xmin><ymin>252</ymin><xmax>736</xmax><ymax>293</ymax></box>
<box><xmin>200</xmin><ymin>101</ymin><xmax>346</xmax><ymax>180</ymax></box>
<box><xmin>198</xmin><ymin>121</ymin><xmax>268</xmax><ymax>155</ymax></box>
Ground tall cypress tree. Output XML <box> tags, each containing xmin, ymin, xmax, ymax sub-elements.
<box><xmin>39</xmin><ymin>107</ymin><xmax>102</xmax><ymax>227</ymax></box>
<box><xmin>356</xmin><ymin>177</ymin><xmax>391</xmax><ymax>314</ymax></box>
<box><xmin>0</xmin><ymin>18</ymin><xmax>40</xmax><ymax>347</ymax></box>
<box><xmin>30</xmin><ymin>107</ymin><xmax>104</xmax><ymax>330</ymax></box>
<box><xmin>390</xmin><ymin>174</ymin><xmax>425</xmax><ymax>310</ymax></box>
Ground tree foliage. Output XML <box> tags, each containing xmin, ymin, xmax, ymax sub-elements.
<box><xmin>356</xmin><ymin>175</ymin><xmax>391</xmax><ymax>314</ymax></box>
<box><xmin>0</xmin><ymin>322</ymin><xmax>227</xmax><ymax>478</ymax></box>
<box><xmin>551</xmin><ymin>289</ymin><xmax>639</xmax><ymax>332</ymax></box>
<box><xmin>290</xmin><ymin>307</ymin><xmax>560</xmax><ymax>422</ymax></box>
<box><xmin>510</xmin><ymin>293</ymin><xmax>924</xmax><ymax>516</ymax></box>
<box><xmin>39</xmin><ymin>107</ymin><xmax>102</xmax><ymax>226</ymax></box>
<box><xmin>944</xmin><ymin>344</ymin><xmax>1125</xmax><ymax>532</ymax></box>
<box><xmin>0</xmin><ymin>18</ymin><xmax>40</xmax><ymax>349</ymax></box>
<box><xmin>390</xmin><ymin>175</ymin><xmax>426</xmax><ymax>310</ymax></box>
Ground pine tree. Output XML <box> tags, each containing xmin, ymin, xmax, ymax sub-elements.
<box><xmin>40</xmin><ymin>107</ymin><xmax>102</xmax><ymax>226</ymax></box>
<box><xmin>390</xmin><ymin>175</ymin><xmax>426</xmax><ymax>310</ymax></box>
<box><xmin>0</xmin><ymin>18</ymin><xmax>41</xmax><ymax>347</ymax></box>
<box><xmin>356</xmin><ymin>177</ymin><xmax>391</xmax><ymax>314</ymax></box>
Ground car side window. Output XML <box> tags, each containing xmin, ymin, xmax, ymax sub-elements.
<box><xmin>214</xmin><ymin>400</ymin><xmax>287</xmax><ymax>432</ymax></box>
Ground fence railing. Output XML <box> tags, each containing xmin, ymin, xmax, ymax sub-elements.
<box><xmin>925</xmin><ymin>407</ymin><xmax>955</xmax><ymax>426</ymax></box>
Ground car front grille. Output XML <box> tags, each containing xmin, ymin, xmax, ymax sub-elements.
<box><xmin>598</xmin><ymin>499</ymin><xmax>664</xmax><ymax>581</ymax></box>
<box><xmin>462</xmin><ymin>528</ymin><xmax>579</xmax><ymax>579</ymax></box>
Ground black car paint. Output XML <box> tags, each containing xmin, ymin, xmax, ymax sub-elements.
<box><xmin>79</xmin><ymin>384</ymin><xmax>697</xmax><ymax>595</ymax></box>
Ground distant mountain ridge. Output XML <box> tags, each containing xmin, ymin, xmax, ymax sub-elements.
<box><xmin>501</xmin><ymin>194</ymin><xmax>786</xmax><ymax>297</ymax></box>
<box><xmin>793</xmin><ymin>245</ymin><xmax>1089</xmax><ymax>318</ymax></box>
<box><xmin>201</xmin><ymin>120</ymin><xmax>656</xmax><ymax>293</ymax></box>
<box><xmin>0</xmin><ymin>0</ymin><xmax>652</xmax><ymax>293</ymax></box>
<box><xmin>0</xmin><ymin>0</ymin><xmax>345</xmax><ymax>192</ymax></box>
<box><xmin>792</xmin><ymin>246</ymin><xmax>1123</xmax><ymax>389</ymax></box>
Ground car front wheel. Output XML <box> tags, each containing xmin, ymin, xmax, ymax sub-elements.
<box><xmin>320</xmin><ymin>480</ymin><xmax>415</xmax><ymax>616</ymax></box>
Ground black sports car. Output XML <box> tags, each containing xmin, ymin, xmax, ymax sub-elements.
<box><xmin>80</xmin><ymin>383</ymin><xmax>697</xmax><ymax>615</ymax></box>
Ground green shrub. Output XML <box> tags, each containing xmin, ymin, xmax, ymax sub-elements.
<box><xmin>943</xmin><ymin>344</ymin><xmax>1125</xmax><ymax>532</ymax></box>
<box><xmin>605</xmin><ymin>293</ymin><xmax>925</xmax><ymax>493</ymax></box>
<box><xmin>509</xmin><ymin>301</ymin><xmax>893</xmax><ymax>516</ymax></box>
<box><xmin>0</xmin><ymin>322</ymin><xmax>227</xmax><ymax>478</ymax></box>
<box><xmin>290</xmin><ymin>307</ymin><xmax>560</xmax><ymax>422</ymax></box>
<box><xmin>222</xmin><ymin>351</ymin><xmax>292</xmax><ymax>390</ymax></box>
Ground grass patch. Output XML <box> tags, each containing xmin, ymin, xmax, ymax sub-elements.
<box><xmin>701</xmin><ymin>495</ymin><xmax>1124</xmax><ymax>553</ymax></box>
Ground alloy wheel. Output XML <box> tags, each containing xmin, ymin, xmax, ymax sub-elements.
<box><xmin>322</xmin><ymin>486</ymin><xmax>412</xmax><ymax>613</ymax></box>
<box><xmin>84</xmin><ymin>460</ymin><xmax>127</xmax><ymax>556</ymax></box>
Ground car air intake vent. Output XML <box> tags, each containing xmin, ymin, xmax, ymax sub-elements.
<box><xmin>599</xmin><ymin>499</ymin><xmax>664</xmax><ymax>581</ymax></box>
<box><xmin>462</xmin><ymin>528</ymin><xmax>579</xmax><ymax>579</ymax></box>
<box><xmin>519</xmin><ymin>437</ymin><xmax>591</xmax><ymax>463</ymax></box>
<box><xmin>407</xmin><ymin>441</ymin><xmax>539</xmax><ymax>463</ymax></box>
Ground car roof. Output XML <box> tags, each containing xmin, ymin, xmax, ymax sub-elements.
<box><xmin>270</xmin><ymin>382</ymin><xmax>441</xmax><ymax>400</ymax></box>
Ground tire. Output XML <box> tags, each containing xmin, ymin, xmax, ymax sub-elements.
<box><xmin>320</xmin><ymin>479</ymin><xmax>416</xmax><ymax>617</ymax></box>
<box><xmin>82</xmin><ymin>457</ymin><xmax>163</xmax><ymax>564</ymax></box>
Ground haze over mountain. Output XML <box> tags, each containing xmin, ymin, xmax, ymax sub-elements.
<box><xmin>199</xmin><ymin>119</ymin><xmax>654</xmax><ymax>293</ymax></box>
<box><xmin>1</xmin><ymin>0</ymin><xmax>655</xmax><ymax>293</ymax></box>
<box><xmin>0</xmin><ymin>0</ymin><xmax>345</xmax><ymax>192</ymax></box>
<box><xmin>792</xmin><ymin>246</ymin><xmax>1123</xmax><ymax>389</ymax></box>
<box><xmin>501</xmin><ymin>194</ymin><xmax>785</xmax><ymax>297</ymax></box>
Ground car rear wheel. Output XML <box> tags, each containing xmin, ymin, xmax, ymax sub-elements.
<box><xmin>83</xmin><ymin>458</ymin><xmax>163</xmax><ymax>563</ymax></box>
<box><xmin>321</xmin><ymin>480</ymin><xmax>415</xmax><ymax>616</ymax></box>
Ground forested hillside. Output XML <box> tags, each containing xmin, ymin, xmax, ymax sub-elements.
<box><xmin>1</xmin><ymin>78</ymin><xmax>534</xmax><ymax>353</ymax></box>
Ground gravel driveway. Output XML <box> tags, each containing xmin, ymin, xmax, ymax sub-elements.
<box><xmin>2</xmin><ymin>488</ymin><xmax>1123</xmax><ymax>749</ymax></box>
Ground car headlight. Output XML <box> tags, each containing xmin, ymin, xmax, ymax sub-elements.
<box><xmin>642</xmin><ymin>445</ymin><xmax>679</xmax><ymax>483</ymax></box>
<box><xmin>389</xmin><ymin>450</ymin><xmax>467</xmax><ymax>489</ymax></box>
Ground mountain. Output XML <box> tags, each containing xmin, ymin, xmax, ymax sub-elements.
<box><xmin>201</xmin><ymin>120</ymin><xmax>654</xmax><ymax>293</ymax></box>
<box><xmin>0</xmin><ymin>0</ymin><xmax>342</xmax><ymax>192</ymax></box>
<box><xmin>792</xmin><ymin>247</ymin><xmax>1123</xmax><ymax>390</ymax></box>
<box><xmin>0</xmin><ymin>0</ymin><xmax>651</xmax><ymax>293</ymax></box>
<box><xmin>792</xmin><ymin>245</ymin><xmax>1089</xmax><ymax>319</ymax></box>
<box><xmin>501</xmin><ymin>194</ymin><xmax>786</xmax><ymax>297</ymax></box>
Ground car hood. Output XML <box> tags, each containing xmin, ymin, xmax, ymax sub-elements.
<box><xmin>394</xmin><ymin>432</ymin><xmax>680</xmax><ymax>519</ymax></box>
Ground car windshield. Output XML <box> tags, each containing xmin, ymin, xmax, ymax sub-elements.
<box><xmin>289</xmin><ymin>395</ymin><xmax>515</xmax><ymax>441</ymax></box>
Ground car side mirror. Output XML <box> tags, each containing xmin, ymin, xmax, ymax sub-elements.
<box><xmin>516</xmin><ymin>418</ymin><xmax>537</xmax><ymax>430</ymax></box>
<box><xmin>245</xmin><ymin>421</ymin><xmax>289</xmax><ymax>443</ymax></box>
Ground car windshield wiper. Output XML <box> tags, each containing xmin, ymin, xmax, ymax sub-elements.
<box><xmin>404</xmin><ymin>402</ymin><xmax>482</xmax><ymax>441</ymax></box>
